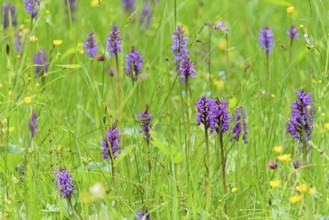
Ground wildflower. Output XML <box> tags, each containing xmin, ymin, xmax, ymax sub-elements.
<box><xmin>212</xmin><ymin>98</ymin><xmax>229</xmax><ymax>134</ymax></box>
<box><xmin>273</xmin><ymin>146</ymin><xmax>283</xmax><ymax>153</ymax></box>
<box><xmin>196</xmin><ymin>96</ymin><xmax>216</xmax><ymax>131</ymax></box>
<box><xmin>309</xmin><ymin>186</ymin><xmax>317</xmax><ymax>197</ymax></box>
<box><xmin>102</xmin><ymin>125</ymin><xmax>122</xmax><ymax>160</ymax></box>
<box><xmin>24</xmin><ymin>96</ymin><xmax>32</xmax><ymax>104</ymax></box>
<box><xmin>83</xmin><ymin>32</ymin><xmax>98</xmax><ymax>57</ymax></box>
<box><xmin>287</xmin><ymin>6</ymin><xmax>295</xmax><ymax>14</ymax></box>
<box><xmin>125</xmin><ymin>48</ymin><xmax>143</xmax><ymax>80</ymax></box>
<box><xmin>96</xmin><ymin>54</ymin><xmax>105</xmax><ymax>62</ymax></box>
<box><xmin>137</xmin><ymin>210</ymin><xmax>150</xmax><ymax>220</ymax></box>
<box><xmin>90</xmin><ymin>0</ymin><xmax>100</xmax><ymax>7</ymax></box>
<box><xmin>259</xmin><ymin>27</ymin><xmax>274</xmax><ymax>56</ymax></box>
<box><xmin>29</xmin><ymin>110</ymin><xmax>38</xmax><ymax>137</ymax></box>
<box><xmin>140</xmin><ymin>110</ymin><xmax>152</xmax><ymax>144</ymax></box>
<box><xmin>141</xmin><ymin>4</ymin><xmax>151</xmax><ymax>29</ymax></box>
<box><xmin>23</xmin><ymin>0</ymin><xmax>40</xmax><ymax>19</ymax></box>
<box><xmin>9</xmin><ymin>127</ymin><xmax>14</xmax><ymax>133</ymax></box>
<box><xmin>179</xmin><ymin>56</ymin><xmax>196</xmax><ymax>84</ymax></box>
<box><xmin>30</xmin><ymin>35</ymin><xmax>38</xmax><ymax>43</ymax></box>
<box><xmin>213</xmin><ymin>79</ymin><xmax>224</xmax><ymax>90</ymax></box>
<box><xmin>171</xmin><ymin>25</ymin><xmax>188</xmax><ymax>71</ymax></box>
<box><xmin>286</xmin><ymin>90</ymin><xmax>314</xmax><ymax>143</ymax></box>
<box><xmin>8</xmin><ymin>90</ymin><xmax>13</xmax><ymax>97</ymax></box>
<box><xmin>211</xmin><ymin>21</ymin><xmax>228</xmax><ymax>33</ymax></box>
<box><xmin>63</xmin><ymin>0</ymin><xmax>76</xmax><ymax>21</ymax></box>
<box><xmin>287</xmin><ymin>25</ymin><xmax>299</xmax><ymax>39</ymax></box>
<box><xmin>231</xmin><ymin>187</ymin><xmax>237</xmax><ymax>193</ymax></box>
<box><xmin>2</xmin><ymin>3</ymin><xmax>17</xmax><ymax>29</ymax></box>
<box><xmin>293</xmin><ymin>158</ymin><xmax>305</xmax><ymax>169</ymax></box>
<box><xmin>231</xmin><ymin>108</ymin><xmax>248</xmax><ymax>144</ymax></box>
<box><xmin>106</xmin><ymin>24</ymin><xmax>122</xmax><ymax>57</ymax></box>
<box><xmin>15</xmin><ymin>28</ymin><xmax>24</xmax><ymax>51</ymax></box>
<box><xmin>34</xmin><ymin>49</ymin><xmax>48</xmax><ymax>77</ymax></box>
<box><xmin>267</xmin><ymin>160</ymin><xmax>278</xmax><ymax>170</ymax></box>
<box><xmin>270</xmin><ymin>180</ymin><xmax>281</xmax><ymax>188</ymax></box>
<box><xmin>53</xmin><ymin>40</ymin><xmax>63</xmax><ymax>46</ymax></box>
<box><xmin>277</xmin><ymin>153</ymin><xmax>291</xmax><ymax>162</ymax></box>
<box><xmin>325</xmin><ymin>123</ymin><xmax>329</xmax><ymax>130</ymax></box>
<box><xmin>89</xmin><ymin>183</ymin><xmax>105</xmax><ymax>201</ymax></box>
<box><xmin>121</xmin><ymin>0</ymin><xmax>135</xmax><ymax>12</ymax></box>
<box><xmin>296</xmin><ymin>183</ymin><xmax>307</xmax><ymax>193</ymax></box>
<box><xmin>77</xmin><ymin>43</ymin><xmax>84</xmax><ymax>54</ymax></box>
<box><xmin>54</xmin><ymin>168</ymin><xmax>77</xmax><ymax>199</ymax></box>
<box><xmin>289</xmin><ymin>194</ymin><xmax>303</xmax><ymax>204</ymax></box>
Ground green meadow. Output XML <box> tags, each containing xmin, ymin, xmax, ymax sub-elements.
<box><xmin>1</xmin><ymin>0</ymin><xmax>329</xmax><ymax>219</ymax></box>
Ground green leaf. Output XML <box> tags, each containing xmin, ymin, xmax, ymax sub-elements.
<box><xmin>113</xmin><ymin>144</ymin><xmax>136</xmax><ymax>167</ymax></box>
<box><xmin>55</xmin><ymin>64</ymin><xmax>81</xmax><ymax>69</ymax></box>
<box><xmin>151</xmin><ymin>136</ymin><xmax>169</xmax><ymax>155</ymax></box>
<box><xmin>267</xmin><ymin>0</ymin><xmax>291</xmax><ymax>6</ymax></box>
<box><xmin>173</xmin><ymin>151</ymin><xmax>183</xmax><ymax>164</ymax></box>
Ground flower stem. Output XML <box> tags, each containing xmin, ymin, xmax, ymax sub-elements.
<box><xmin>208</xmin><ymin>27</ymin><xmax>212</xmax><ymax>91</ymax></box>
<box><xmin>204</xmin><ymin>127</ymin><xmax>211</xmax><ymax>216</ymax></box>
<box><xmin>225</xmin><ymin>33</ymin><xmax>229</xmax><ymax>75</ymax></box>
<box><xmin>219</xmin><ymin>132</ymin><xmax>227</xmax><ymax>214</ymax></box>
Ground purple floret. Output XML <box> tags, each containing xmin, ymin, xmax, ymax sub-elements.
<box><xmin>83</xmin><ymin>32</ymin><xmax>98</xmax><ymax>57</ymax></box>
<box><xmin>15</xmin><ymin>28</ymin><xmax>23</xmax><ymax>51</ymax></box>
<box><xmin>140</xmin><ymin>110</ymin><xmax>152</xmax><ymax>144</ymax></box>
<box><xmin>3</xmin><ymin>3</ymin><xmax>17</xmax><ymax>29</ymax></box>
<box><xmin>107</xmin><ymin>24</ymin><xmax>123</xmax><ymax>57</ymax></box>
<box><xmin>212</xmin><ymin>99</ymin><xmax>230</xmax><ymax>134</ymax></box>
<box><xmin>286</xmin><ymin>90</ymin><xmax>314</xmax><ymax>142</ymax></box>
<box><xmin>23</xmin><ymin>0</ymin><xmax>40</xmax><ymax>19</ymax></box>
<box><xmin>141</xmin><ymin>4</ymin><xmax>151</xmax><ymax>29</ymax></box>
<box><xmin>102</xmin><ymin>125</ymin><xmax>122</xmax><ymax>160</ymax></box>
<box><xmin>34</xmin><ymin>49</ymin><xmax>48</xmax><ymax>77</ymax></box>
<box><xmin>122</xmin><ymin>0</ymin><xmax>135</xmax><ymax>12</ymax></box>
<box><xmin>137</xmin><ymin>210</ymin><xmax>150</xmax><ymax>220</ymax></box>
<box><xmin>29</xmin><ymin>110</ymin><xmax>38</xmax><ymax>137</ymax></box>
<box><xmin>125</xmin><ymin>49</ymin><xmax>143</xmax><ymax>80</ymax></box>
<box><xmin>287</xmin><ymin>25</ymin><xmax>299</xmax><ymax>40</ymax></box>
<box><xmin>54</xmin><ymin>168</ymin><xmax>77</xmax><ymax>199</ymax></box>
<box><xmin>196</xmin><ymin>96</ymin><xmax>216</xmax><ymax>131</ymax></box>
<box><xmin>259</xmin><ymin>27</ymin><xmax>274</xmax><ymax>56</ymax></box>
<box><xmin>180</xmin><ymin>56</ymin><xmax>196</xmax><ymax>84</ymax></box>
<box><xmin>231</xmin><ymin>108</ymin><xmax>248</xmax><ymax>144</ymax></box>
<box><xmin>171</xmin><ymin>25</ymin><xmax>188</xmax><ymax>71</ymax></box>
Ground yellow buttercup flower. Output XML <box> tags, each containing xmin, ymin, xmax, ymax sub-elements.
<box><xmin>289</xmin><ymin>194</ymin><xmax>303</xmax><ymax>203</ymax></box>
<box><xmin>309</xmin><ymin>186</ymin><xmax>317</xmax><ymax>197</ymax></box>
<box><xmin>277</xmin><ymin>154</ymin><xmax>291</xmax><ymax>162</ymax></box>
<box><xmin>30</xmin><ymin>35</ymin><xmax>38</xmax><ymax>43</ymax></box>
<box><xmin>24</xmin><ymin>96</ymin><xmax>32</xmax><ymax>104</ymax></box>
<box><xmin>270</xmin><ymin>180</ymin><xmax>281</xmax><ymax>188</ymax></box>
<box><xmin>53</xmin><ymin>40</ymin><xmax>63</xmax><ymax>46</ymax></box>
<box><xmin>182</xmin><ymin>24</ymin><xmax>189</xmax><ymax>36</ymax></box>
<box><xmin>287</xmin><ymin>6</ymin><xmax>295</xmax><ymax>14</ymax></box>
<box><xmin>9</xmin><ymin>127</ymin><xmax>14</xmax><ymax>133</ymax></box>
<box><xmin>231</xmin><ymin>187</ymin><xmax>237</xmax><ymax>193</ymax></box>
<box><xmin>324</xmin><ymin>123</ymin><xmax>329</xmax><ymax>130</ymax></box>
<box><xmin>218</xmin><ymin>40</ymin><xmax>227</xmax><ymax>50</ymax></box>
<box><xmin>8</xmin><ymin>90</ymin><xmax>14</xmax><ymax>97</ymax></box>
<box><xmin>0</xmin><ymin>83</ymin><xmax>3</xmax><ymax>89</ymax></box>
<box><xmin>77</xmin><ymin>43</ymin><xmax>84</xmax><ymax>54</ymax></box>
<box><xmin>91</xmin><ymin>0</ymin><xmax>101</xmax><ymax>7</ymax></box>
<box><xmin>213</xmin><ymin>79</ymin><xmax>225</xmax><ymax>90</ymax></box>
<box><xmin>296</xmin><ymin>184</ymin><xmax>308</xmax><ymax>193</ymax></box>
<box><xmin>273</xmin><ymin>146</ymin><xmax>283</xmax><ymax>154</ymax></box>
